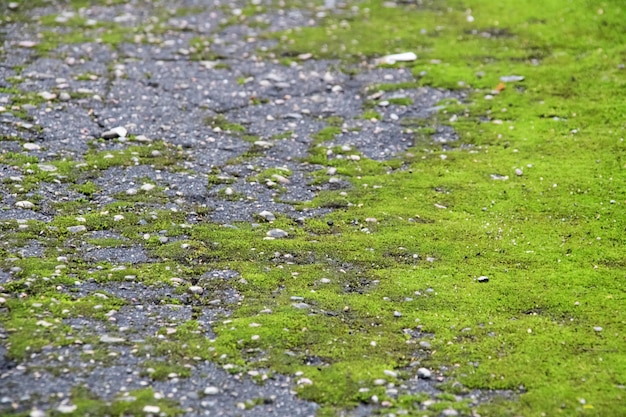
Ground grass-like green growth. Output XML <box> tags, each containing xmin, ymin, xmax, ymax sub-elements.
<box><xmin>257</xmin><ymin>0</ymin><xmax>626</xmax><ymax>415</ymax></box>
<box><xmin>387</xmin><ymin>97</ymin><xmax>414</xmax><ymax>106</ymax></box>
<box><xmin>312</xmin><ymin>126</ymin><xmax>342</xmax><ymax>145</ymax></box>
<box><xmin>1</xmin><ymin>1</ymin><xmax>626</xmax><ymax>416</ymax></box>
<box><xmin>68</xmin><ymin>386</ymin><xmax>181</xmax><ymax>416</ymax></box>
<box><xmin>361</xmin><ymin>110</ymin><xmax>382</xmax><ymax>120</ymax></box>
<box><xmin>204</xmin><ymin>114</ymin><xmax>247</xmax><ymax>135</ymax></box>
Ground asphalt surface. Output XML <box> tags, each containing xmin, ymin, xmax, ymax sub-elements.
<box><xmin>0</xmin><ymin>1</ymin><xmax>497</xmax><ymax>416</ymax></box>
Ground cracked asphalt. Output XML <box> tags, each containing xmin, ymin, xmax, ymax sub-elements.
<box><xmin>0</xmin><ymin>1</ymin><xmax>496</xmax><ymax>416</ymax></box>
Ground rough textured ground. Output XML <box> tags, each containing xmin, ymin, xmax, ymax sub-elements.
<box><xmin>0</xmin><ymin>1</ymin><xmax>483</xmax><ymax>416</ymax></box>
<box><xmin>1</xmin><ymin>1</ymin><xmax>625</xmax><ymax>417</ymax></box>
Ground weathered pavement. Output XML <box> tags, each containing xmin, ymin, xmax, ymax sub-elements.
<box><xmin>0</xmin><ymin>1</ymin><xmax>497</xmax><ymax>416</ymax></box>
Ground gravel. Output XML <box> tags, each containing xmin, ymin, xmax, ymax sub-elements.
<box><xmin>0</xmin><ymin>1</ymin><xmax>511</xmax><ymax>416</ymax></box>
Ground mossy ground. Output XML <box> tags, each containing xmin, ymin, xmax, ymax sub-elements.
<box><xmin>1</xmin><ymin>0</ymin><xmax>625</xmax><ymax>416</ymax></box>
<box><xmin>266</xmin><ymin>0</ymin><xmax>626</xmax><ymax>415</ymax></box>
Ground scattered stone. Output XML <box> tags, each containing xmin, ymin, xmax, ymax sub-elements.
<box><xmin>59</xmin><ymin>92</ymin><xmax>71</xmax><ymax>101</ymax></box>
<box><xmin>419</xmin><ymin>341</ymin><xmax>431</xmax><ymax>348</ymax></box>
<box><xmin>490</xmin><ymin>174</ymin><xmax>509</xmax><ymax>181</ymax></box>
<box><xmin>67</xmin><ymin>225</ymin><xmax>87</xmax><ymax>234</ymax></box>
<box><xmin>142</xmin><ymin>405</ymin><xmax>160</xmax><ymax>414</ymax></box>
<box><xmin>126</xmin><ymin>188</ymin><xmax>138</xmax><ymax>196</ymax></box>
<box><xmin>18</xmin><ymin>40</ymin><xmax>37</xmax><ymax>48</ymax></box>
<box><xmin>38</xmin><ymin>164</ymin><xmax>57</xmax><ymax>172</ymax></box>
<box><xmin>258</xmin><ymin>210</ymin><xmax>276</xmax><ymax>221</ymax></box>
<box><xmin>204</xmin><ymin>386</ymin><xmax>219</xmax><ymax>395</ymax></box>
<box><xmin>320</xmin><ymin>278</ymin><xmax>331</xmax><ymax>284</ymax></box>
<box><xmin>30</xmin><ymin>410</ymin><xmax>46</xmax><ymax>417</ymax></box>
<box><xmin>441</xmin><ymin>408</ymin><xmax>460</xmax><ymax>417</ymax></box>
<box><xmin>38</xmin><ymin>91</ymin><xmax>57</xmax><ymax>101</ymax></box>
<box><xmin>56</xmin><ymin>404</ymin><xmax>77</xmax><ymax>414</ymax></box>
<box><xmin>188</xmin><ymin>285</ymin><xmax>204</xmax><ymax>295</ymax></box>
<box><xmin>102</xmin><ymin>126</ymin><xmax>127</xmax><ymax>139</ymax></box>
<box><xmin>254</xmin><ymin>140</ymin><xmax>273</xmax><ymax>148</ymax></box>
<box><xmin>23</xmin><ymin>143</ymin><xmax>41</xmax><ymax>151</ymax></box>
<box><xmin>477</xmin><ymin>276</ymin><xmax>489</xmax><ymax>283</ymax></box>
<box><xmin>266</xmin><ymin>228</ymin><xmax>288</xmax><ymax>238</ymax></box>
<box><xmin>376</xmin><ymin>52</ymin><xmax>417</xmax><ymax>65</ymax></box>
<box><xmin>140</xmin><ymin>183</ymin><xmax>156</xmax><ymax>191</ymax></box>
<box><xmin>593</xmin><ymin>326</ymin><xmax>603</xmax><ymax>332</ymax></box>
<box><xmin>393</xmin><ymin>311</ymin><xmax>402</xmax><ymax>317</ymax></box>
<box><xmin>297</xmin><ymin>378</ymin><xmax>313</xmax><ymax>385</ymax></box>
<box><xmin>500</xmin><ymin>75</ymin><xmax>525</xmax><ymax>83</ymax></box>
<box><xmin>292</xmin><ymin>302</ymin><xmax>310</xmax><ymax>309</ymax></box>
<box><xmin>100</xmin><ymin>335</ymin><xmax>126</xmax><ymax>343</ymax></box>
<box><xmin>417</xmin><ymin>367</ymin><xmax>432</xmax><ymax>379</ymax></box>
<box><xmin>271</xmin><ymin>174</ymin><xmax>290</xmax><ymax>184</ymax></box>
<box><xmin>15</xmin><ymin>201</ymin><xmax>35</xmax><ymax>209</ymax></box>
<box><xmin>384</xmin><ymin>370</ymin><xmax>397</xmax><ymax>378</ymax></box>
<box><xmin>515</xmin><ymin>168</ymin><xmax>523</xmax><ymax>176</ymax></box>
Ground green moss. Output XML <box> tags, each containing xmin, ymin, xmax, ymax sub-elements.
<box><xmin>388</xmin><ymin>97</ymin><xmax>414</xmax><ymax>106</ymax></box>
<box><xmin>204</xmin><ymin>114</ymin><xmax>247</xmax><ymax>135</ymax></box>
<box><xmin>68</xmin><ymin>386</ymin><xmax>181</xmax><ymax>416</ymax></box>
<box><xmin>368</xmin><ymin>81</ymin><xmax>423</xmax><ymax>93</ymax></box>
<box><xmin>255</xmin><ymin>0</ymin><xmax>626</xmax><ymax>415</ymax></box>
<box><xmin>270</xmin><ymin>131</ymin><xmax>294</xmax><ymax>140</ymax></box>
<box><xmin>2</xmin><ymin>1</ymin><xmax>626</xmax><ymax>416</ymax></box>
<box><xmin>312</xmin><ymin>126</ymin><xmax>342</xmax><ymax>145</ymax></box>
<box><xmin>71</xmin><ymin>181</ymin><xmax>100</xmax><ymax>197</ymax></box>
<box><xmin>141</xmin><ymin>361</ymin><xmax>192</xmax><ymax>381</ymax></box>
<box><xmin>361</xmin><ymin>110</ymin><xmax>382</xmax><ymax>120</ymax></box>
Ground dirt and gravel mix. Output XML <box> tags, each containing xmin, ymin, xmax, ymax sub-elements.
<box><xmin>0</xmin><ymin>1</ymin><xmax>510</xmax><ymax>416</ymax></box>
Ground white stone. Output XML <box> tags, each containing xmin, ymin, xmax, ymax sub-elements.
<box><xmin>38</xmin><ymin>91</ymin><xmax>57</xmax><ymax>101</ymax></box>
<box><xmin>266</xmin><ymin>228</ymin><xmax>288</xmax><ymax>238</ymax></box>
<box><xmin>417</xmin><ymin>367</ymin><xmax>431</xmax><ymax>379</ymax></box>
<box><xmin>254</xmin><ymin>140</ymin><xmax>273</xmax><ymax>148</ymax></box>
<box><xmin>188</xmin><ymin>285</ymin><xmax>204</xmax><ymax>295</ymax></box>
<box><xmin>38</xmin><ymin>164</ymin><xmax>57</xmax><ymax>172</ymax></box>
<box><xmin>376</xmin><ymin>52</ymin><xmax>417</xmax><ymax>65</ymax></box>
<box><xmin>15</xmin><ymin>201</ymin><xmax>34</xmax><ymax>209</ymax></box>
<box><xmin>100</xmin><ymin>335</ymin><xmax>125</xmax><ymax>343</ymax></box>
<box><xmin>142</xmin><ymin>405</ymin><xmax>160</xmax><ymax>414</ymax></box>
<box><xmin>56</xmin><ymin>404</ymin><xmax>77</xmax><ymax>414</ymax></box>
<box><xmin>271</xmin><ymin>174</ymin><xmax>290</xmax><ymax>184</ymax></box>
<box><xmin>204</xmin><ymin>386</ymin><xmax>219</xmax><ymax>395</ymax></box>
<box><xmin>23</xmin><ymin>143</ymin><xmax>41</xmax><ymax>151</ymax></box>
<box><xmin>258</xmin><ymin>210</ymin><xmax>275</xmax><ymax>221</ymax></box>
